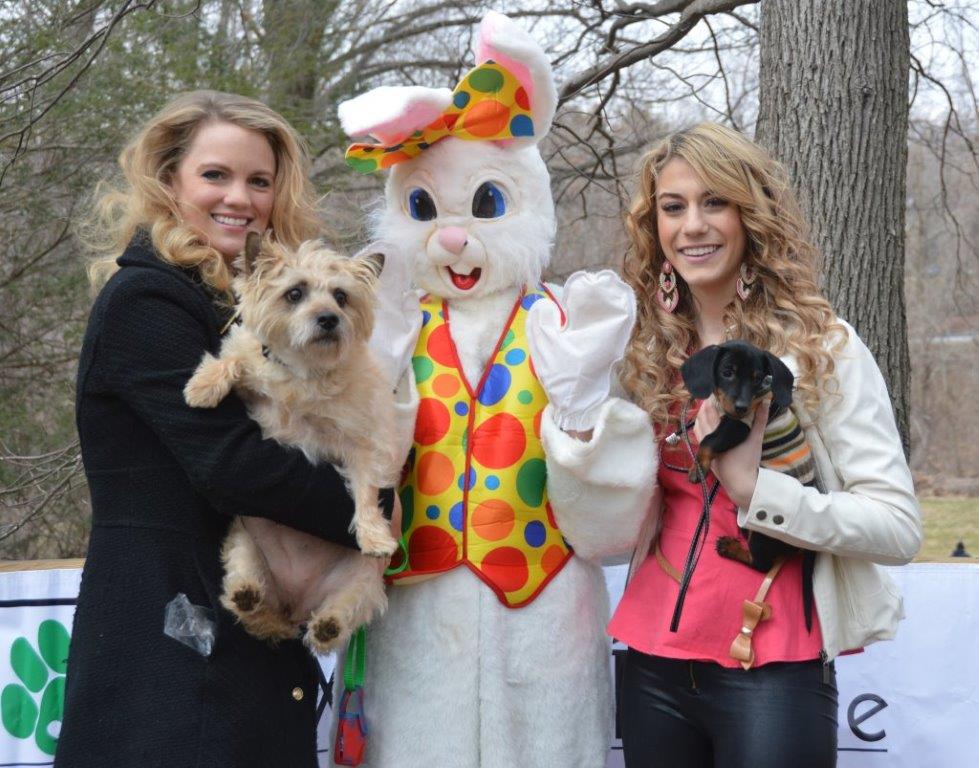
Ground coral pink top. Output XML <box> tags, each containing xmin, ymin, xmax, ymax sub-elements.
<box><xmin>608</xmin><ymin>403</ymin><xmax>824</xmax><ymax>668</ymax></box>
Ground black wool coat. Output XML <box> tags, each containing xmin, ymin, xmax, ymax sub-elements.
<box><xmin>55</xmin><ymin>236</ymin><xmax>386</xmax><ymax>768</ymax></box>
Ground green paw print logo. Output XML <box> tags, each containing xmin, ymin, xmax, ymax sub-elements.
<box><xmin>1</xmin><ymin>620</ymin><xmax>70</xmax><ymax>755</ymax></box>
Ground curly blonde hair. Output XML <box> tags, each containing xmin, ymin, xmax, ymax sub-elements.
<box><xmin>621</xmin><ymin>123</ymin><xmax>845</xmax><ymax>433</ymax></box>
<box><xmin>82</xmin><ymin>90</ymin><xmax>322</xmax><ymax>295</ymax></box>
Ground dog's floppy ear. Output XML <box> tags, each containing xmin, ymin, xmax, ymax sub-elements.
<box><xmin>241</xmin><ymin>231</ymin><xmax>263</xmax><ymax>276</ymax></box>
<box><xmin>681</xmin><ymin>345</ymin><xmax>720</xmax><ymax>399</ymax></box>
<box><xmin>765</xmin><ymin>352</ymin><xmax>795</xmax><ymax>407</ymax></box>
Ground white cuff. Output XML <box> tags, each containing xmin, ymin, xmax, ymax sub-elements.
<box><xmin>551</xmin><ymin>401</ymin><xmax>606</xmax><ymax>432</ymax></box>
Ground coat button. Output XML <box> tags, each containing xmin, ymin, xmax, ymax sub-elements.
<box><xmin>292</xmin><ymin>687</ymin><xmax>304</xmax><ymax>701</ymax></box>
<box><xmin>756</xmin><ymin>510</ymin><xmax>767</xmax><ymax>521</ymax></box>
<box><xmin>773</xmin><ymin>514</ymin><xmax>785</xmax><ymax>525</ymax></box>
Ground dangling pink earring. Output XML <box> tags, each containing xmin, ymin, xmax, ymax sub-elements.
<box><xmin>736</xmin><ymin>262</ymin><xmax>756</xmax><ymax>301</ymax></box>
<box><xmin>657</xmin><ymin>261</ymin><xmax>679</xmax><ymax>313</ymax></box>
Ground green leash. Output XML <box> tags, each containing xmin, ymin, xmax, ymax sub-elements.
<box><xmin>383</xmin><ymin>534</ymin><xmax>409</xmax><ymax>576</ymax></box>
<box><xmin>342</xmin><ymin>508</ymin><xmax>407</xmax><ymax>692</ymax></box>
<box><xmin>343</xmin><ymin>626</ymin><xmax>366</xmax><ymax>691</ymax></box>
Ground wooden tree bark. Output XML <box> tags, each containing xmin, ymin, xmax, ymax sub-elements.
<box><xmin>262</xmin><ymin>0</ymin><xmax>338</xmax><ymax>132</ymax></box>
<box><xmin>755</xmin><ymin>0</ymin><xmax>911</xmax><ymax>455</ymax></box>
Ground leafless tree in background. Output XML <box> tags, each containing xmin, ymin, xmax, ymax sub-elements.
<box><xmin>1</xmin><ymin>0</ymin><xmax>976</xmax><ymax>557</ymax></box>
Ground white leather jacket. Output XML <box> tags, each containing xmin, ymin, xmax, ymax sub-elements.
<box><xmin>628</xmin><ymin>319</ymin><xmax>923</xmax><ymax>660</ymax></box>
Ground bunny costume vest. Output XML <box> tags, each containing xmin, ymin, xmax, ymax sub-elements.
<box><xmin>390</xmin><ymin>287</ymin><xmax>572</xmax><ymax>607</ymax></box>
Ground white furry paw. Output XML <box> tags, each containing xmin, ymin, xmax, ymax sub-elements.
<box><xmin>304</xmin><ymin>615</ymin><xmax>349</xmax><ymax>655</ymax></box>
<box><xmin>354</xmin><ymin>513</ymin><xmax>398</xmax><ymax>558</ymax></box>
<box><xmin>183</xmin><ymin>355</ymin><xmax>231</xmax><ymax>408</ymax></box>
<box><xmin>221</xmin><ymin>582</ymin><xmax>296</xmax><ymax>643</ymax></box>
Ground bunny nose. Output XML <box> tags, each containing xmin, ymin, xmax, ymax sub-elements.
<box><xmin>437</xmin><ymin>226</ymin><xmax>468</xmax><ymax>255</ymax></box>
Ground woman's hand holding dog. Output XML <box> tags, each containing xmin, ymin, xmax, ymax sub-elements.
<box><xmin>693</xmin><ymin>396</ymin><xmax>770</xmax><ymax>508</ymax></box>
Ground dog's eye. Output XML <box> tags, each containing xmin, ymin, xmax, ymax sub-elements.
<box><xmin>472</xmin><ymin>182</ymin><xmax>506</xmax><ymax>219</ymax></box>
<box><xmin>408</xmin><ymin>188</ymin><xmax>437</xmax><ymax>221</ymax></box>
<box><xmin>721</xmin><ymin>366</ymin><xmax>735</xmax><ymax>380</ymax></box>
<box><xmin>285</xmin><ymin>287</ymin><xmax>304</xmax><ymax>303</ymax></box>
<box><xmin>333</xmin><ymin>288</ymin><xmax>348</xmax><ymax>307</ymax></box>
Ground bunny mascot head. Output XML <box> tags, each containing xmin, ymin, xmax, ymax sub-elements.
<box><xmin>339</xmin><ymin>10</ymin><xmax>557</xmax><ymax>302</ymax></box>
<box><xmin>332</xmin><ymin>12</ymin><xmax>654</xmax><ymax>768</ymax></box>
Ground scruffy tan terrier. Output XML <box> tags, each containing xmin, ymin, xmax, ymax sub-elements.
<box><xmin>184</xmin><ymin>231</ymin><xmax>400</xmax><ymax>654</ymax></box>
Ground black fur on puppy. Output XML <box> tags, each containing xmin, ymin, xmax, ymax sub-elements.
<box><xmin>681</xmin><ymin>340</ymin><xmax>816</xmax><ymax>631</ymax></box>
<box><xmin>681</xmin><ymin>340</ymin><xmax>794</xmax><ymax>484</ymax></box>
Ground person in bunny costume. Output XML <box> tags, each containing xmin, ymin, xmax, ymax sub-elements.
<box><xmin>334</xmin><ymin>12</ymin><xmax>656</xmax><ymax>767</ymax></box>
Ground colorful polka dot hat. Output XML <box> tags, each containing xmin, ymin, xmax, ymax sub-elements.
<box><xmin>345</xmin><ymin>60</ymin><xmax>535</xmax><ymax>174</ymax></box>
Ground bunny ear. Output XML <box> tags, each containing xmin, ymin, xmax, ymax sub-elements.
<box><xmin>475</xmin><ymin>11</ymin><xmax>556</xmax><ymax>147</ymax></box>
<box><xmin>338</xmin><ymin>86</ymin><xmax>454</xmax><ymax>145</ymax></box>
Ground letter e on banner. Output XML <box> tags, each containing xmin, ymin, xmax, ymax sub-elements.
<box><xmin>848</xmin><ymin>694</ymin><xmax>888</xmax><ymax>742</ymax></box>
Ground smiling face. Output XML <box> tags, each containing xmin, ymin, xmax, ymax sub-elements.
<box><xmin>378</xmin><ymin>138</ymin><xmax>555</xmax><ymax>301</ymax></box>
<box><xmin>655</xmin><ymin>157</ymin><xmax>747</xmax><ymax>307</ymax></box>
<box><xmin>169</xmin><ymin>120</ymin><xmax>276</xmax><ymax>262</ymax></box>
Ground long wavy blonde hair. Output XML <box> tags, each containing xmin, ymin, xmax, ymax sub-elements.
<box><xmin>82</xmin><ymin>90</ymin><xmax>321</xmax><ymax>295</ymax></box>
<box><xmin>621</xmin><ymin>123</ymin><xmax>845</xmax><ymax>433</ymax></box>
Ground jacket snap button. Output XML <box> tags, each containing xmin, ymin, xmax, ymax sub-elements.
<box><xmin>292</xmin><ymin>687</ymin><xmax>304</xmax><ymax>701</ymax></box>
<box><xmin>756</xmin><ymin>510</ymin><xmax>767</xmax><ymax>521</ymax></box>
<box><xmin>773</xmin><ymin>514</ymin><xmax>785</xmax><ymax>525</ymax></box>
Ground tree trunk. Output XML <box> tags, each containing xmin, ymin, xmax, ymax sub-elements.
<box><xmin>262</xmin><ymin>0</ymin><xmax>338</xmax><ymax>132</ymax></box>
<box><xmin>755</xmin><ymin>0</ymin><xmax>911</xmax><ymax>456</ymax></box>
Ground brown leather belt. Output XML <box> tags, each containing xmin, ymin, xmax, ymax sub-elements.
<box><xmin>655</xmin><ymin>542</ymin><xmax>786</xmax><ymax>670</ymax></box>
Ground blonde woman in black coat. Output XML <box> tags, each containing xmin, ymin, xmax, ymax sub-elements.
<box><xmin>55</xmin><ymin>91</ymin><xmax>395</xmax><ymax>768</ymax></box>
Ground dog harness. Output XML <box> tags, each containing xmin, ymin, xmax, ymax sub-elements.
<box><xmin>389</xmin><ymin>287</ymin><xmax>572</xmax><ymax>607</ymax></box>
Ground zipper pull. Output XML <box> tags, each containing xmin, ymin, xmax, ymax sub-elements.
<box><xmin>819</xmin><ymin>649</ymin><xmax>832</xmax><ymax>685</ymax></box>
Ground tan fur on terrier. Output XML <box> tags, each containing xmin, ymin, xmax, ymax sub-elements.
<box><xmin>184</xmin><ymin>232</ymin><xmax>400</xmax><ymax>654</ymax></box>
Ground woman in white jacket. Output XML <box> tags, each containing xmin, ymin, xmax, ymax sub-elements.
<box><xmin>607</xmin><ymin>123</ymin><xmax>922</xmax><ymax>767</ymax></box>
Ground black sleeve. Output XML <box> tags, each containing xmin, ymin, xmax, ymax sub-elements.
<box><xmin>93</xmin><ymin>271</ymin><xmax>377</xmax><ymax>547</ymax></box>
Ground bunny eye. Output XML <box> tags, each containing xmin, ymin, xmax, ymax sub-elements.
<box><xmin>472</xmin><ymin>182</ymin><xmax>506</xmax><ymax>219</ymax></box>
<box><xmin>408</xmin><ymin>188</ymin><xmax>437</xmax><ymax>221</ymax></box>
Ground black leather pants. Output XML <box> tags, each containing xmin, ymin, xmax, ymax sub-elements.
<box><xmin>620</xmin><ymin>649</ymin><xmax>838</xmax><ymax>768</ymax></box>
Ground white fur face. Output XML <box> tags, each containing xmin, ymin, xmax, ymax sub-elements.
<box><xmin>375</xmin><ymin>138</ymin><xmax>555</xmax><ymax>301</ymax></box>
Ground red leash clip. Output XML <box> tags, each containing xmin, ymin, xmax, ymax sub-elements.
<box><xmin>333</xmin><ymin>686</ymin><xmax>368</xmax><ymax>766</ymax></box>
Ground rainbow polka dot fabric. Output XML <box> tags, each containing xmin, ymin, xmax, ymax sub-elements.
<box><xmin>389</xmin><ymin>288</ymin><xmax>572</xmax><ymax>607</ymax></box>
<box><xmin>345</xmin><ymin>60</ymin><xmax>535</xmax><ymax>174</ymax></box>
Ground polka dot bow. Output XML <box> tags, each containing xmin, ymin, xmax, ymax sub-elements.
<box><xmin>345</xmin><ymin>61</ymin><xmax>534</xmax><ymax>174</ymax></box>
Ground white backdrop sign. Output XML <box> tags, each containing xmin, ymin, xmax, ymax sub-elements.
<box><xmin>1</xmin><ymin>562</ymin><xmax>976</xmax><ymax>766</ymax></box>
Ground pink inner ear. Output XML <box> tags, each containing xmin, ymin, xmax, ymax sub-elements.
<box><xmin>476</xmin><ymin>39</ymin><xmax>535</xmax><ymax>104</ymax></box>
<box><xmin>370</xmin><ymin>101</ymin><xmax>444</xmax><ymax>145</ymax></box>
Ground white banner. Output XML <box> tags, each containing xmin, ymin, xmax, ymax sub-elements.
<box><xmin>0</xmin><ymin>567</ymin><xmax>81</xmax><ymax>767</ymax></box>
<box><xmin>1</xmin><ymin>563</ymin><xmax>976</xmax><ymax>766</ymax></box>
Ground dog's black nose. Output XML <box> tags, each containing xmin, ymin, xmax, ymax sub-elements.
<box><xmin>317</xmin><ymin>313</ymin><xmax>339</xmax><ymax>331</ymax></box>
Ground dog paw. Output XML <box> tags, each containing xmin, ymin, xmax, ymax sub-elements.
<box><xmin>183</xmin><ymin>371</ymin><xmax>229</xmax><ymax>409</ymax></box>
<box><xmin>716</xmin><ymin>536</ymin><xmax>752</xmax><ymax>566</ymax></box>
<box><xmin>221</xmin><ymin>583</ymin><xmax>297</xmax><ymax>643</ymax></box>
<box><xmin>716</xmin><ymin>536</ymin><xmax>739</xmax><ymax>556</ymax></box>
<box><xmin>230</xmin><ymin>584</ymin><xmax>262</xmax><ymax>613</ymax></box>
<box><xmin>305</xmin><ymin>616</ymin><xmax>346</xmax><ymax>655</ymax></box>
<box><xmin>355</xmin><ymin>515</ymin><xmax>398</xmax><ymax>558</ymax></box>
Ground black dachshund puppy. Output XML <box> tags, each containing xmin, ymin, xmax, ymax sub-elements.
<box><xmin>681</xmin><ymin>340</ymin><xmax>816</xmax><ymax>631</ymax></box>
<box><xmin>681</xmin><ymin>340</ymin><xmax>794</xmax><ymax>485</ymax></box>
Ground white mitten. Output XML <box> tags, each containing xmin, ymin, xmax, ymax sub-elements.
<box><xmin>361</xmin><ymin>241</ymin><xmax>423</xmax><ymax>389</ymax></box>
<box><xmin>526</xmin><ymin>270</ymin><xmax>637</xmax><ymax>431</ymax></box>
